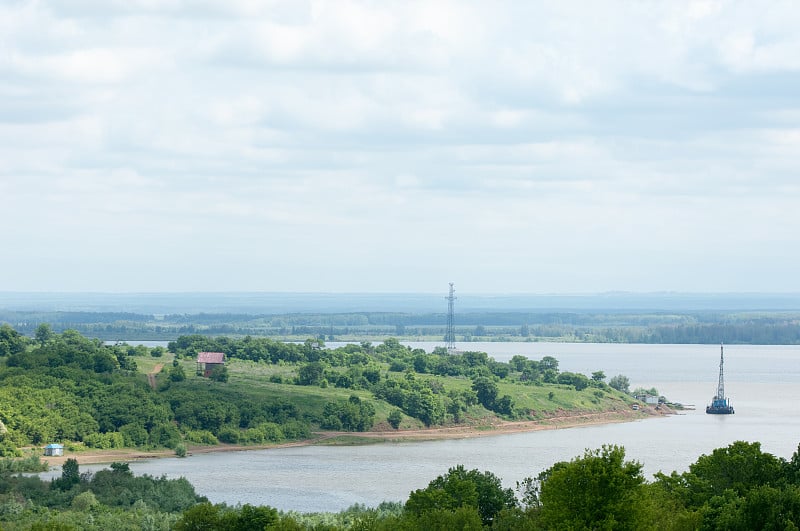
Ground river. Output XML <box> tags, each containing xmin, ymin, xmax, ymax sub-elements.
<box><xmin>88</xmin><ymin>341</ymin><xmax>800</xmax><ymax>513</ymax></box>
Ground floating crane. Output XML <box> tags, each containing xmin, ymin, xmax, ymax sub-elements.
<box><xmin>706</xmin><ymin>343</ymin><xmax>735</xmax><ymax>415</ymax></box>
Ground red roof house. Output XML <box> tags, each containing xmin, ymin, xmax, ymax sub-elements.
<box><xmin>196</xmin><ymin>351</ymin><xmax>225</xmax><ymax>377</ymax></box>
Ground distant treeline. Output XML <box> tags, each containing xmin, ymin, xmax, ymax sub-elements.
<box><xmin>2</xmin><ymin>310</ymin><xmax>800</xmax><ymax>344</ymax></box>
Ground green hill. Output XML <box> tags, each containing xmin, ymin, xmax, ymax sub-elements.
<box><xmin>0</xmin><ymin>325</ymin><xmax>639</xmax><ymax>458</ymax></box>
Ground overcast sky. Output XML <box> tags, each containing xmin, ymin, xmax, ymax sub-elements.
<box><xmin>2</xmin><ymin>1</ymin><xmax>799</xmax><ymax>294</ymax></box>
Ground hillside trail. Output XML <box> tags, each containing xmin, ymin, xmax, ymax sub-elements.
<box><xmin>147</xmin><ymin>364</ymin><xmax>164</xmax><ymax>389</ymax></box>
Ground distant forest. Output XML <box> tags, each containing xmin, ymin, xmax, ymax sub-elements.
<box><xmin>2</xmin><ymin>309</ymin><xmax>800</xmax><ymax>344</ymax></box>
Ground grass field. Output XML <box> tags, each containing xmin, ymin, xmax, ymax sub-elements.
<box><xmin>132</xmin><ymin>351</ymin><xmax>637</xmax><ymax>433</ymax></box>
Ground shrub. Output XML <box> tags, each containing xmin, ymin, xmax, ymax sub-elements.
<box><xmin>185</xmin><ymin>430</ymin><xmax>219</xmax><ymax>445</ymax></box>
<box><xmin>387</xmin><ymin>409</ymin><xmax>403</xmax><ymax>429</ymax></box>
<box><xmin>175</xmin><ymin>443</ymin><xmax>187</xmax><ymax>458</ymax></box>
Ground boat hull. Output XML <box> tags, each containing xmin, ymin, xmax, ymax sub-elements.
<box><xmin>706</xmin><ymin>406</ymin><xmax>734</xmax><ymax>414</ymax></box>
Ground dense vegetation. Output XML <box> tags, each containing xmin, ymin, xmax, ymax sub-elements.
<box><xmin>4</xmin><ymin>308</ymin><xmax>800</xmax><ymax>344</ymax></box>
<box><xmin>0</xmin><ymin>325</ymin><xmax>636</xmax><ymax>458</ymax></box>
<box><xmin>2</xmin><ymin>440</ymin><xmax>800</xmax><ymax>529</ymax></box>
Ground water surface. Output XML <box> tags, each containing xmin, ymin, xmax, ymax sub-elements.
<box><xmin>74</xmin><ymin>342</ymin><xmax>800</xmax><ymax>512</ymax></box>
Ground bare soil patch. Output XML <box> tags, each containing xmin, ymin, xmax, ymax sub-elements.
<box><xmin>39</xmin><ymin>405</ymin><xmax>672</xmax><ymax>468</ymax></box>
<box><xmin>147</xmin><ymin>363</ymin><xmax>164</xmax><ymax>389</ymax></box>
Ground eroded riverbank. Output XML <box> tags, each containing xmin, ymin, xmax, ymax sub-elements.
<box><xmin>40</xmin><ymin>404</ymin><xmax>670</xmax><ymax>467</ymax></box>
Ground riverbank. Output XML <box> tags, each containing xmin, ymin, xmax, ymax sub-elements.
<box><xmin>39</xmin><ymin>404</ymin><xmax>671</xmax><ymax>468</ymax></box>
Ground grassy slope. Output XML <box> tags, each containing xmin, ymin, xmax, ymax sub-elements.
<box><xmin>158</xmin><ymin>354</ymin><xmax>637</xmax><ymax>433</ymax></box>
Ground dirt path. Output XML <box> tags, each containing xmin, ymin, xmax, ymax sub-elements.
<box><xmin>147</xmin><ymin>363</ymin><xmax>164</xmax><ymax>389</ymax></box>
<box><xmin>38</xmin><ymin>405</ymin><xmax>672</xmax><ymax>468</ymax></box>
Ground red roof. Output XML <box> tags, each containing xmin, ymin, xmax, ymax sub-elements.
<box><xmin>197</xmin><ymin>352</ymin><xmax>225</xmax><ymax>364</ymax></box>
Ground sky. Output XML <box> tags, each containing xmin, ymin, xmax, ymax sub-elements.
<box><xmin>2</xmin><ymin>0</ymin><xmax>800</xmax><ymax>294</ymax></box>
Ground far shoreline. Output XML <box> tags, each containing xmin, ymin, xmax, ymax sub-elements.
<box><xmin>39</xmin><ymin>405</ymin><xmax>672</xmax><ymax>468</ymax></box>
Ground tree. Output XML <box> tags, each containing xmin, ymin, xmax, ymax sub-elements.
<box><xmin>321</xmin><ymin>396</ymin><xmax>375</xmax><ymax>432</ymax></box>
<box><xmin>556</xmin><ymin>371</ymin><xmax>589</xmax><ymax>391</ymax></box>
<box><xmin>175</xmin><ymin>502</ymin><xmax>221</xmax><ymax>530</ymax></box>
<box><xmin>681</xmin><ymin>440</ymin><xmax>785</xmax><ymax>504</ymax></box>
<box><xmin>53</xmin><ymin>458</ymin><xmax>80</xmax><ymax>490</ymax></box>
<box><xmin>609</xmin><ymin>374</ymin><xmax>631</xmax><ymax>394</ymax></box>
<box><xmin>34</xmin><ymin>323</ymin><xmax>53</xmax><ymax>347</ymax></box>
<box><xmin>406</xmin><ymin>465</ymin><xmax>516</xmax><ymax>526</ymax></box>
<box><xmin>298</xmin><ymin>361</ymin><xmax>325</xmax><ymax>386</ymax></box>
<box><xmin>539</xmin><ymin>355</ymin><xmax>559</xmax><ymax>372</ymax></box>
<box><xmin>209</xmin><ymin>365</ymin><xmax>228</xmax><ymax>382</ymax></box>
<box><xmin>537</xmin><ymin>445</ymin><xmax>646</xmax><ymax>530</ymax></box>
<box><xmin>71</xmin><ymin>489</ymin><xmax>99</xmax><ymax>511</ymax></box>
<box><xmin>591</xmin><ymin>370</ymin><xmax>606</xmax><ymax>382</ymax></box>
<box><xmin>509</xmin><ymin>355</ymin><xmax>528</xmax><ymax>372</ymax></box>
<box><xmin>175</xmin><ymin>443</ymin><xmax>187</xmax><ymax>457</ymax></box>
<box><xmin>0</xmin><ymin>324</ymin><xmax>26</xmax><ymax>357</ymax></box>
<box><xmin>387</xmin><ymin>409</ymin><xmax>403</xmax><ymax>429</ymax></box>
<box><xmin>472</xmin><ymin>377</ymin><xmax>498</xmax><ymax>410</ymax></box>
<box><xmin>169</xmin><ymin>364</ymin><xmax>186</xmax><ymax>382</ymax></box>
<box><xmin>494</xmin><ymin>395</ymin><xmax>514</xmax><ymax>416</ymax></box>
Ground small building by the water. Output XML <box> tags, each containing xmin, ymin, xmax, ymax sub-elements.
<box><xmin>43</xmin><ymin>443</ymin><xmax>64</xmax><ymax>457</ymax></box>
<box><xmin>635</xmin><ymin>394</ymin><xmax>660</xmax><ymax>405</ymax></box>
<box><xmin>196</xmin><ymin>351</ymin><xmax>225</xmax><ymax>377</ymax></box>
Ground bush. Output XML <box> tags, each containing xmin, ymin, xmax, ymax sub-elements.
<box><xmin>71</xmin><ymin>490</ymin><xmax>99</xmax><ymax>511</ymax></box>
<box><xmin>185</xmin><ymin>430</ymin><xmax>219</xmax><ymax>445</ymax></box>
<box><xmin>209</xmin><ymin>365</ymin><xmax>228</xmax><ymax>382</ymax></box>
<box><xmin>320</xmin><ymin>397</ymin><xmax>376</xmax><ymax>432</ymax></box>
<box><xmin>169</xmin><ymin>365</ymin><xmax>186</xmax><ymax>382</ymax></box>
<box><xmin>217</xmin><ymin>427</ymin><xmax>239</xmax><ymax>444</ymax></box>
<box><xmin>84</xmin><ymin>431</ymin><xmax>124</xmax><ymax>449</ymax></box>
<box><xmin>387</xmin><ymin>409</ymin><xmax>403</xmax><ymax>429</ymax></box>
<box><xmin>175</xmin><ymin>443</ymin><xmax>187</xmax><ymax>458</ymax></box>
<box><xmin>280</xmin><ymin>420</ymin><xmax>310</xmax><ymax>440</ymax></box>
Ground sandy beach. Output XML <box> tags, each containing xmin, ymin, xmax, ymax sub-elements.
<box><xmin>38</xmin><ymin>405</ymin><xmax>670</xmax><ymax>468</ymax></box>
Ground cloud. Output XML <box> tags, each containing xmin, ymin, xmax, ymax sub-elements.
<box><xmin>2</xmin><ymin>0</ymin><xmax>800</xmax><ymax>292</ymax></box>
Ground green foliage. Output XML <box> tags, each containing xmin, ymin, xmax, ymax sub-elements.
<box><xmin>472</xmin><ymin>376</ymin><xmax>498</xmax><ymax>410</ymax></box>
<box><xmin>632</xmin><ymin>386</ymin><xmax>659</xmax><ymax>398</ymax></box>
<box><xmin>71</xmin><ymin>490</ymin><xmax>99</xmax><ymax>511</ymax></box>
<box><xmin>406</xmin><ymin>464</ymin><xmax>516</xmax><ymax>526</ymax></box>
<box><xmin>298</xmin><ymin>361</ymin><xmax>326</xmax><ymax>386</ymax></box>
<box><xmin>3</xmin><ymin>440</ymin><xmax>800</xmax><ymax>530</ymax></box>
<box><xmin>175</xmin><ymin>443</ymin><xmax>187</xmax><ymax>457</ymax></box>
<box><xmin>659</xmin><ymin>440</ymin><xmax>787</xmax><ymax>508</ymax></box>
<box><xmin>0</xmin><ymin>323</ymin><xmax>27</xmax><ymax>356</ymax></box>
<box><xmin>185</xmin><ymin>430</ymin><xmax>219</xmax><ymax>445</ymax></box>
<box><xmin>83</xmin><ymin>431</ymin><xmax>125</xmax><ymax>449</ymax></box>
<box><xmin>35</xmin><ymin>323</ymin><xmax>54</xmax><ymax>347</ymax></box>
<box><xmin>208</xmin><ymin>365</ymin><xmax>228</xmax><ymax>382</ymax></box>
<box><xmin>536</xmin><ymin>444</ymin><xmax>646</xmax><ymax>530</ymax></box>
<box><xmin>0</xmin><ymin>452</ymin><xmax>48</xmax><ymax>472</ymax></box>
<box><xmin>556</xmin><ymin>371</ymin><xmax>590</xmax><ymax>391</ymax></box>
<box><xmin>321</xmin><ymin>396</ymin><xmax>376</xmax><ymax>432</ymax></box>
<box><xmin>387</xmin><ymin>409</ymin><xmax>403</xmax><ymax>429</ymax></box>
<box><xmin>52</xmin><ymin>458</ymin><xmax>80</xmax><ymax>491</ymax></box>
<box><xmin>174</xmin><ymin>502</ymin><xmax>281</xmax><ymax>531</ymax></box>
<box><xmin>169</xmin><ymin>364</ymin><xmax>186</xmax><ymax>382</ymax></box>
<box><xmin>373</xmin><ymin>374</ymin><xmax>446</xmax><ymax>426</ymax></box>
<box><xmin>608</xmin><ymin>374</ymin><xmax>631</xmax><ymax>393</ymax></box>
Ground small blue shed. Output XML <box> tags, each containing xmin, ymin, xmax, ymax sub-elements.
<box><xmin>44</xmin><ymin>443</ymin><xmax>64</xmax><ymax>457</ymax></box>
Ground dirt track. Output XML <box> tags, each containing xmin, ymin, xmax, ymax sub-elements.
<box><xmin>147</xmin><ymin>363</ymin><xmax>164</xmax><ymax>389</ymax></box>
<box><xmin>39</xmin><ymin>405</ymin><xmax>671</xmax><ymax>468</ymax></box>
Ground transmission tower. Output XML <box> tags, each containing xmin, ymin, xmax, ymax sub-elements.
<box><xmin>445</xmin><ymin>282</ymin><xmax>456</xmax><ymax>351</ymax></box>
<box><xmin>716</xmin><ymin>343</ymin><xmax>726</xmax><ymax>401</ymax></box>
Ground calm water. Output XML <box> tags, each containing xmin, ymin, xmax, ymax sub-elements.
<box><xmin>83</xmin><ymin>342</ymin><xmax>800</xmax><ymax>512</ymax></box>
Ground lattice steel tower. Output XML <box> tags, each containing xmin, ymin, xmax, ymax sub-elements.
<box><xmin>716</xmin><ymin>343</ymin><xmax>726</xmax><ymax>401</ymax></box>
<box><xmin>445</xmin><ymin>283</ymin><xmax>456</xmax><ymax>351</ymax></box>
